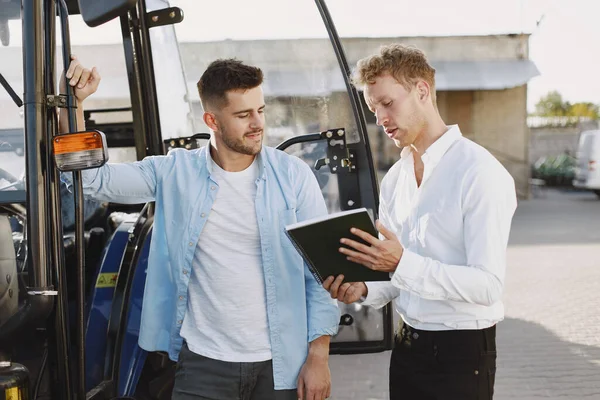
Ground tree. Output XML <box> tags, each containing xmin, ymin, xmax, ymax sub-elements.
<box><xmin>569</xmin><ymin>102</ymin><xmax>599</xmax><ymax>119</ymax></box>
<box><xmin>535</xmin><ymin>91</ymin><xmax>569</xmax><ymax>116</ymax></box>
<box><xmin>535</xmin><ymin>91</ymin><xmax>599</xmax><ymax>119</ymax></box>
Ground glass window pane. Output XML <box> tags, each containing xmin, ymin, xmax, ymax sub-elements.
<box><xmin>164</xmin><ymin>0</ymin><xmax>361</xmax><ymax>147</ymax></box>
<box><xmin>0</xmin><ymin>20</ymin><xmax>25</xmax><ymax>203</ymax></box>
<box><xmin>147</xmin><ymin>0</ymin><xmax>195</xmax><ymax>140</ymax></box>
<box><xmin>64</xmin><ymin>15</ymin><xmax>137</xmax><ymax>162</ymax></box>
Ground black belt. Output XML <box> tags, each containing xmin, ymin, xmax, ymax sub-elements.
<box><xmin>394</xmin><ymin>321</ymin><xmax>496</xmax><ymax>349</ymax></box>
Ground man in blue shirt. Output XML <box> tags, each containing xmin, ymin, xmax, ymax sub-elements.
<box><xmin>64</xmin><ymin>57</ymin><xmax>339</xmax><ymax>400</ymax></box>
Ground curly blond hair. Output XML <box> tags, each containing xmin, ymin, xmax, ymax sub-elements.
<box><xmin>352</xmin><ymin>44</ymin><xmax>436</xmax><ymax>104</ymax></box>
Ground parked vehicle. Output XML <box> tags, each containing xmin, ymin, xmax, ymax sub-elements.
<box><xmin>573</xmin><ymin>130</ymin><xmax>600</xmax><ymax>198</ymax></box>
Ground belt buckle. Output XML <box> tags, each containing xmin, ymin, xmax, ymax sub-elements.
<box><xmin>396</xmin><ymin>320</ymin><xmax>412</xmax><ymax>347</ymax></box>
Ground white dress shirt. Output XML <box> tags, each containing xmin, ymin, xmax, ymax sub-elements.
<box><xmin>362</xmin><ymin>125</ymin><xmax>517</xmax><ymax>330</ymax></box>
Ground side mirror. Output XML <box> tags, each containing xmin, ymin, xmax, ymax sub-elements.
<box><xmin>77</xmin><ymin>0</ymin><xmax>138</xmax><ymax>27</ymax></box>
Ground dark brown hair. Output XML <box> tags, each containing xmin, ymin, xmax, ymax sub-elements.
<box><xmin>197</xmin><ymin>59</ymin><xmax>264</xmax><ymax>110</ymax></box>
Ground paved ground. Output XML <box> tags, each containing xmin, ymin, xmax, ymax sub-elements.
<box><xmin>328</xmin><ymin>189</ymin><xmax>600</xmax><ymax>399</ymax></box>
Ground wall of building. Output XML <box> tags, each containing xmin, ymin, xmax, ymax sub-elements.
<box><xmin>470</xmin><ymin>86</ymin><xmax>529</xmax><ymax>197</ymax></box>
<box><xmin>530</xmin><ymin>127</ymin><xmax>580</xmax><ymax>164</ymax></box>
<box><xmin>0</xmin><ymin>35</ymin><xmax>533</xmax><ymax>198</ymax></box>
<box><xmin>363</xmin><ymin>86</ymin><xmax>530</xmax><ymax>198</ymax></box>
<box><xmin>529</xmin><ymin>120</ymin><xmax>600</xmax><ymax>164</ymax></box>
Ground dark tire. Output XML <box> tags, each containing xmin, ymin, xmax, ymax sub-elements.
<box><xmin>594</xmin><ymin>190</ymin><xmax>600</xmax><ymax>199</ymax></box>
<box><xmin>133</xmin><ymin>352</ymin><xmax>176</xmax><ymax>400</ymax></box>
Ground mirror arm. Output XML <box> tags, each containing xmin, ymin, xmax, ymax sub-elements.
<box><xmin>0</xmin><ymin>72</ymin><xmax>23</xmax><ymax>107</ymax></box>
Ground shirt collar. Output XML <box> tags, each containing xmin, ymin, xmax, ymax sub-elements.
<box><xmin>421</xmin><ymin>125</ymin><xmax>462</xmax><ymax>165</ymax></box>
<box><xmin>400</xmin><ymin>125</ymin><xmax>462</xmax><ymax>165</ymax></box>
<box><xmin>202</xmin><ymin>144</ymin><xmax>266</xmax><ymax>180</ymax></box>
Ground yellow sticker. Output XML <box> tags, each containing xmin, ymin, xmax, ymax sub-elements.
<box><xmin>96</xmin><ymin>272</ymin><xmax>118</xmax><ymax>288</ymax></box>
<box><xmin>5</xmin><ymin>387</ymin><xmax>21</xmax><ymax>400</ymax></box>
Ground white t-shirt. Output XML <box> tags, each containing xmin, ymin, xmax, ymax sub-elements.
<box><xmin>180</xmin><ymin>155</ymin><xmax>272</xmax><ymax>362</ymax></box>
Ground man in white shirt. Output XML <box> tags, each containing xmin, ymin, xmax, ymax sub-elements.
<box><xmin>323</xmin><ymin>44</ymin><xmax>517</xmax><ymax>399</ymax></box>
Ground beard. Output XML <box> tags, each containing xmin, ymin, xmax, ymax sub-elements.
<box><xmin>221</xmin><ymin>126</ymin><xmax>263</xmax><ymax>156</ymax></box>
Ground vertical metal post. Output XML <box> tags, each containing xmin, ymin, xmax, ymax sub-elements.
<box><xmin>57</xmin><ymin>1</ymin><xmax>86</xmax><ymax>398</ymax></box>
<box><xmin>22</xmin><ymin>0</ymin><xmax>51</xmax><ymax>291</ymax></box>
<box><xmin>46</xmin><ymin>0</ymin><xmax>73</xmax><ymax>398</ymax></box>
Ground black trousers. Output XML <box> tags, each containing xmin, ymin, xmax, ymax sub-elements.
<box><xmin>389</xmin><ymin>323</ymin><xmax>497</xmax><ymax>400</ymax></box>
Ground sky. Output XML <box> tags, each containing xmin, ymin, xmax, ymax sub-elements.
<box><xmin>5</xmin><ymin>0</ymin><xmax>600</xmax><ymax>111</ymax></box>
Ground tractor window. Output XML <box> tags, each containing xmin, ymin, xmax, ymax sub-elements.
<box><xmin>64</xmin><ymin>15</ymin><xmax>137</xmax><ymax>163</ymax></box>
<box><xmin>0</xmin><ymin>19</ymin><xmax>25</xmax><ymax>204</ymax></box>
<box><xmin>163</xmin><ymin>0</ymin><xmax>362</xmax><ymax>148</ymax></box>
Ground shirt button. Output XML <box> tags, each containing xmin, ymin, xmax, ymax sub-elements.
<box><xmin>183</xmin><ymin>270</ymin><xmax>188</xmax><ymax>275</ymax></box>
<box><xmin>201</xmin><ymin>213</ymin><xmax>206</xmax><ymax>217</ymax></box>
<box><xmin>188</xmin><ymin>242</ymin><xmax>194</xmax><ymax>246</ymax></box>
<box><xmin>177</xmin><ymin>320</ymin><xmax>183</xmax><ymax>324</ymax></box>
<box><xmin>179</xmin><ymin>296</ymin><xmax>184</xmax><ymax>300</ymax></box>
<box><xmin>210</xmin><ymin>186</ymin><xmax>216</xmax><ymax>190</ymax></box>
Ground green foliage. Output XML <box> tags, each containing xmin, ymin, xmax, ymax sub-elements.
<box><xmin>534</xmin><ymin>91</ymin><xmax>599</xmax><ymax>119</ymax></box>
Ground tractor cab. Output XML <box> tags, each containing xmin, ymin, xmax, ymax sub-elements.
<box><xmin>0</xmin><ymin>0</ymin><xmax>393</xmax><ymax>398</ymax></box>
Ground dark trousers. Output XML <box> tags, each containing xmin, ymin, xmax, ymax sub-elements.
<box><xmin>172</xmin><ymin>343</ymin><xmax>297</xmax><ymax>400</ymax></box>
<box><xmin>389</xmin><ymin>323</ymin><xmax>497</xmax><ymax>400</ymax></box>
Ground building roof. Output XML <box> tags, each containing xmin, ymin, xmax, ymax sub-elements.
<box><xmin>0</xmin><ymin>40</ymin><xmax>539</xmax><ymax>102</ymax></box>
<box><xmin>183</xmin><ymin>59</ymin><xmax>539</xmax><ymax>100</ymax></box>
<box><xmin>433</xmin><ymin>60</ymin><xmax>539</xmax><ymax>91</ymax></box>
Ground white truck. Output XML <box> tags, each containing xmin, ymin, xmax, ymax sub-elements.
<box><xmin>573</xmin><ymin>130</ymin><xmax>600</xmax><ymax>198</ymax></box>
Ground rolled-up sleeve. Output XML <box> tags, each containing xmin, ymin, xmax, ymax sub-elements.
<box><xmin>61</xmin><ymin>155</ymin><xmax>165</xmax><ymax>204</ymax></box>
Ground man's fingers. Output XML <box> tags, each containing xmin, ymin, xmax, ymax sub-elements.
<box><xmin>78</xmin><ymin>68</ymin><xmax>91</xmax><ymax>89</ymax></box>
<box><xmin>66</xmin><ymin>58</ymin><xmax>79</xmax><ymax>80</ymax></box>
<box><xmin>329</xmin><ymin>275</ymin><xmax>345</xmax><ymax>299</ymax></box>
<box><xmin>297</xmin><ymin>377</ymin><xmax>304</xmax><ymax>400</ymax></box>
<box><xmin>322</xmin><ymin>276</ymin><xmax>334</xmax><ymax>290</ymax></box>
<box><xmin>345</xmin><ymin>283</ymin><xmax>362</xmax><ymax>302</ymax></box>
<box><xmin>337</xmin><ymin>282</ymin><xmax>351</xmax><ymax>302</ymax></box>
<box><xmin>90</xmin><ymin>67</ymin><xmax>101</xmax><ymax>85</ymax></box>
<box><xmin>340</xmin><ymin>237</ymin><xmax>377</xmax><ymax>256</ymax></box>
<box><xmin>347</xmin><ymin>256</ymin><xmax>378</xmax><ymax>270</ymax></box>
<box><xmin>69</xmin><ymin>64</ymin><xmax>84</xmax><ymax>86</ymax></box>
<box><xmin>340</xmin><ymin>247</ymin><xmax>378</xmax><ymax>266</ymax></box>
<box><xmin>86</xmin><ymin>67</ymin><xmax>101</xmax><ymax>94</ymax></box>
<box><xmin>313</xmin><ymin>389</ymin><xmax>321</xmax><ymax>400</ymax></box>
<box><xmin>349</xmin><ymin>227</ymin><xmax>380</xmax><ymax>245</ymax></box>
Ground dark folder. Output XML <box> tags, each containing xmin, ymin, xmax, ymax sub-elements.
<box><xmin>285</xmin><ymin>208</ymin><xmax>391</xmax><ymax>284</ymax></box>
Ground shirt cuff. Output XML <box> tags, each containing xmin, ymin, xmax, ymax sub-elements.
<box><xmin>360</xmin><ymin>283</ymin><xmax>376</xmax><ymax>306</ymax></box>
<box><xmin>360</xmin><ymin>281</ymin><xmax>390</xmax><ymax>308</ymax></box>
<box><xmin>308</xmin><ymin>326</ymin><xmax>338</xmax><ymax>343</ymax></box>
<box><xmin>391</xmin><ymin>249</ymin><xmax>426</xmax><ymax>288</ymax></box>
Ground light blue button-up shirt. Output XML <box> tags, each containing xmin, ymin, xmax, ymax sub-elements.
<box><xmin>74</xmin><ymin>145</ymin><xmax>340</xmax><ymax>389</ymax></box>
